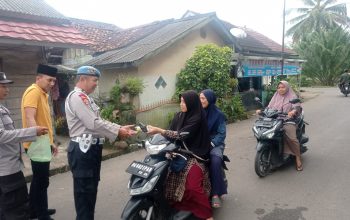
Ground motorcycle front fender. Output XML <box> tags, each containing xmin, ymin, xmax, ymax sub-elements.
<box><xmin>256</xmin><ymin>142</ymin><xmax>268</xmax><ymax>152</ymax></box>
<box><xmin>121</xmin><ymin>197</ymin><xmax>153</xmax><ymax>220</ymax></box>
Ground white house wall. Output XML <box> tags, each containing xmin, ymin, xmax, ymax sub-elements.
<box><xmin>138</xmin><ymin>25</ymin><xmax>226</xmax><ymax>108</ymax></box>
<box><xmin>96</xmin><ymin>25</ymin><xmax>226</xmax><ymax>109</ymax></box>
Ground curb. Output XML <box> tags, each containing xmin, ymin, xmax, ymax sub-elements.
<box><xmin>24</xmin><ymin>146</ymin><xmax>140</xmax><ymax>183</ymax></box>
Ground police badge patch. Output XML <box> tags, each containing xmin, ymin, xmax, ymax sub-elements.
<box><xmin>78</xmin><ymin>94</ymin><xmax>89</xmax><ymax>105</ymax></box>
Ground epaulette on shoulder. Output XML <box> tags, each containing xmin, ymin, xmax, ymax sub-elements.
<box><xmin>78</xmin><ymin>93</ymin><xmax>90</xmax><ymax>105</ymax></box>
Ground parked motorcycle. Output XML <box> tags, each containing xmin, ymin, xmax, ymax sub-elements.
<box><xmin>252</xmin><ymin>98</ymin><xmax>309</xmax><ymax>177</ymax></box>
<box><xmin>339</xmin><ymin>82</ymin><xmax>350</xmax><ymax>97</ymax></box>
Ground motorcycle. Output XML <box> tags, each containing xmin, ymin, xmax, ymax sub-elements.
<box><xmin>252</xmin><ymin>98</ymin><xmax>309</xmax><ymax>177</ymax></box>
<box><xmin>121</xmin><ymin>123</ymin><xmax>230</xmax><ymax>220</ymax></box>
<box><xmin>339</xmin><ymin>82</ymin><xmax>350</xmax><ymax>97</ymax></box>
<box><xmin>121</xmin><ymin>124</ymin><xmax>205</xmax><ymax>220</ymax></box>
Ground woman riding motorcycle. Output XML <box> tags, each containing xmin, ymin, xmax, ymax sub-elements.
<box><xmin>256</xmin><ymin>81</ymin><xmax>303</xmax><ymax>171</ymax></box>
<box><xmin>147</xmin><ymin>90</ymin><xmax>213</xmax><ymax>220</ymax></box>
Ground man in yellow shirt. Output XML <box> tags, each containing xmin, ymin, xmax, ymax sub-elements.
<box><xmin>21</xmin><ymin>64</ymin><xmax>58</xmax><ymax>220</ymax></box>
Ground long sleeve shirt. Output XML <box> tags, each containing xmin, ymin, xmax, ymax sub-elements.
<box><xmin>65</xmin><ymin>87</ymin><xmax>120</xmax><ymax>142</ymax></box>
<box><xmin>210</xmin><ymin>120</ymin><xmax>226</xmax><ymax>147</ymax></box>
<box><xmin>0</xmin><ymin>105</ymin><xmax>37</xmax><ymax>176</ymax></box>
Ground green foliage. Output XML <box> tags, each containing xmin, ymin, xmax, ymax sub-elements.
<box><xmin>54</xmin><ymin>116</ymin><xmax>69</xmax><ymax>136</ymax></box>
<box><xmin>174</xmin><ymin>44</ymin><xmax>247</xmax><ymax>123</ymax></box>
<box><xmin>294</xmin><ymin>27</ymin><xmax>350</xmax><ymax>86</ymax></box>
<box><xmin>99</xmin><ymin>77</ymin><xmax>143</xmax><ymax>125</ymax></box>
<box><xmin>122</xmin><ymin>77</ymin><xmax>145</xmax><ymax>96</ymax></box>
<box><xmin>217</xmin><ymin>95</ymin><xmax>247</xmax><ymax>123</ymax></box>
<box><xmin>287</xmin><ymin>75</ymin><xmax>314</xmax><ymax>88</ymax></box>
<box><xmin>175</xmin><ymin>44</ymin><xmax>233</xmax><ymax>98</ymax></box>
<box><xmin>100</xmin><ymin>105</ymin><xmax>115</xmax><ymax>122</ymax></box>
<box><xmin>166</xmin><ymin>111</ymin><xmax>176</xmax><ymax>128</ymax></box>
<box><xmin>286</xmin><ymin>0</ymin><xmax>349</xmax><ymax>42</ymax></box>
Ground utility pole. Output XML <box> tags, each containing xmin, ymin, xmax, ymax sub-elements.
<box><xmin>281</xmin><ymin>0</ymin><xmax>286</xmax><ymax>77</ymax></box>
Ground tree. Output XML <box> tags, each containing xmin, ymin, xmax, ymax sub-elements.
<box><xmin>287</xmin><ymin>0</ymin><xmax>349</xmax><ymax>42</ymax></box>
<box><xmin>174</xmin><ymin>44</ymin><xmax>247</xmax><ymax>122</ymax></box>
<box><xmin>294</xmin><ymin>27</ymin><xmax>350</xmax><ymax>85</ymax></box>
<box><xmin>175</xmin><ymin>44</ymin><xmax>233</xmax><ymax>98</ymax></box>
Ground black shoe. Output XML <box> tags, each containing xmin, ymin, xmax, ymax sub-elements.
<box><xmin>30</xmin><ymin>209</ymin><xmax>56</xmax><ymax>219</ymax></box>
<box><xmin>47</xmin><ymin>209</ymin><xmax>56</xmax><ymax>216</ymax></box>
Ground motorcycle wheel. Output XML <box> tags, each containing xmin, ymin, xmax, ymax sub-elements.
<box><xmin>255</xmin><ymin>148</ymin><xmax>271</xmax><ymax>177</ymax></box>
<box><xmin>128</xmin><ymin>204</ymin><xmax>163</xmax><ymax>220</ymax></box>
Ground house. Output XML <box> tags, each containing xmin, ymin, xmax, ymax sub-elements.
<box><xmin>0</xmin><ymin>0</ymin><xmax>91</xmax><ymax>127</ymax></box>
<box><xmin>78</xmin><ymin>13</ymin><xmax>235</xmax><ymax>110</ymax></box>
<box><xmin>225</xmin><ymin>23</ymin><xmax>302</xmax><ymax>92</ymax></box>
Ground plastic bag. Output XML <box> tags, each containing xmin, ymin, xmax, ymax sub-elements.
<box><xmin>27</xmin><ymin>134</ymin><xmax>52</xmax><ymax>162</ymax></box>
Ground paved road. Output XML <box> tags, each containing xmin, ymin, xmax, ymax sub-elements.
<box><xmin>43</xmin><ymin>87</ymin><xmax>350</xmax><ymax>220</ymax></box>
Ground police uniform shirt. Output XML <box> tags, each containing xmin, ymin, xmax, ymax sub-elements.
<box><xmin>0</xmin><ymin>105</ymin><xmax>37</xmax><ymax>176</ymax></box>
<box><xmin>65</xmin><ymin>87</ymin><xmax>120</xmax><ymax>141</ymax></box>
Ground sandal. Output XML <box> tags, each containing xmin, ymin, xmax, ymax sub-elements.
<box><xmin>296</xmin><ymin>164</ymin><xmax>303</xmax><ymax>171</ymax></box>
<box><xmin>211</xmin><ymin>196</ymin><xmax>221</xmax><ymax>208</ymax></box>
<box><xmin>296</xmin><ymin>157</ymin><xmax>303</xmax><ymax>171</ymax></box>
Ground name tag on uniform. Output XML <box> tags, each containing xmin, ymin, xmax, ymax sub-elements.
<box><xmin>79</xmin><ymin>134</ymin><xmax>92</xmax><ymax>153</ymax></box>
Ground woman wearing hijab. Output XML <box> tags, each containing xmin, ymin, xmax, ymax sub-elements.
<box><xmin>199</xmin><ymin>89</ymin><xmax>227</xmax><ymax>208</ymax></box>
<box><xmin>256</xmin><ymin>80</ymin><xmax>303</xmax><ymax>171</ymax></box>
<box><xmin>147</xmin><ymin>90</ymin><xmax>213</xmax><ymax>220</ymax></box>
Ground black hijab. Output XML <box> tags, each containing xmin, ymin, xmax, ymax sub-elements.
<box><xmin>169</xmin><ymin>90</ymin><xmax>211</xmax><ymax>159</ymax></box>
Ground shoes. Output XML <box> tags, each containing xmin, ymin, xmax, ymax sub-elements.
<box><xmin>211</xmin><ymin>195</ymin><xmax>221</xmax><ymax>208</ymax></box>
<box><xmin>30</xmin><ymin>209</ymin><xmax>56</xmax><ymax>219</ymax></box>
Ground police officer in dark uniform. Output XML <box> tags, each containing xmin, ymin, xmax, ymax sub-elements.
<box><xmin>0</xmin><ymin>72</ymin><xmax>48</xmax><ymax>220</ymax></box>
<box><xmin>65</xmin><ymin>66</ymin><xmax>135</xmax><ymax>220</ymax></box>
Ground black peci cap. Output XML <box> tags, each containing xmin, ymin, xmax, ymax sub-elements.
<box><xmin>0</xmin><ymin>72</ymin><xmax>14</xmax><ymax>84</ymax></box>
<box><xmin>37</xmin><ymin>64</ymin><xmax>57</xmax><ymax>77</ymax></box>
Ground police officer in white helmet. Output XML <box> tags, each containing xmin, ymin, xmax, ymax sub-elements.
<box><xmin>65</xmin><ymin>66</ymin><xmax>135</xmax><ymax>220</ymax></box>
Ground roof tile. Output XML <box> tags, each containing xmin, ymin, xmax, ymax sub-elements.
<box><xmin>0</xmin><ymin>18</ymin><xmax>92</xmax><ymax>47</ymax></box>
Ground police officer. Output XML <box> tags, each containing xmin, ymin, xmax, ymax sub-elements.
<box><xmin>0</xmin><ymin>72</ymin><xmax>48</xmax><ymax>220</ymax></box>
<box><xmin>65</xmin><ymin>66</ymin><xmax>135</xmax><ymax>220</ymax></box>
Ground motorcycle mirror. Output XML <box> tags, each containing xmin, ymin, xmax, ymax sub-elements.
<box><xmin>289</xmin><ymin>98</ymin><xmax>301</xmax><ymax>104</ymax></box>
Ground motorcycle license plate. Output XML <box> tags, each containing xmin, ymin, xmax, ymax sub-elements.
<box><xmin>126</xmin><ymin>161</ymin><xmax>155</xmax><ymax>178</ymax></box>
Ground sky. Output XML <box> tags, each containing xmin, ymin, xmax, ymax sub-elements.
<box><xmin>44</xmin><ymin>0</ymin><xmax>346</xmax><ymax>45</ymax></box>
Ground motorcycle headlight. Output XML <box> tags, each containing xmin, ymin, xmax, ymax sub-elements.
<box><xmin>145</xmin><ymin>143</ymin><xmax>167</xmax><ymax>155</ymax></box>
<box><xmin>261</xmin><ymin>123</ymin><xmax>279</xmax><ymax>139</ymax></box>
<box><xmin>262</xmin><ymin>129</ymin><xmax>275</xmax><ymax>139</ymax></box>
<box><xmin>129</xmin><ymin>175</ymin><xmax>159</xmax><ymax>196</ymax></box>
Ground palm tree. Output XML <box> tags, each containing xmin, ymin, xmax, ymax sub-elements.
<box><xmin>286</xmin><ymin>0</ymin><xmax>349</xmax><ymax>42</ymax></box>
<box><xmin>295</xmin><ymin>27</ymin><xmax>350</xmax><ymax>85</ymax></box>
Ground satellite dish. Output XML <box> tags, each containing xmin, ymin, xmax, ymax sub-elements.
<box><xmin>230</xmin><ymin>28</ymin><xmax>247</xmax><ymax>39</ymax></box>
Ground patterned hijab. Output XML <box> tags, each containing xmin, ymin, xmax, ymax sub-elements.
<box><xmin>268</xmin><ymin>80</ymin><xmax>300</xmax><ymax>113</ymax></box>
